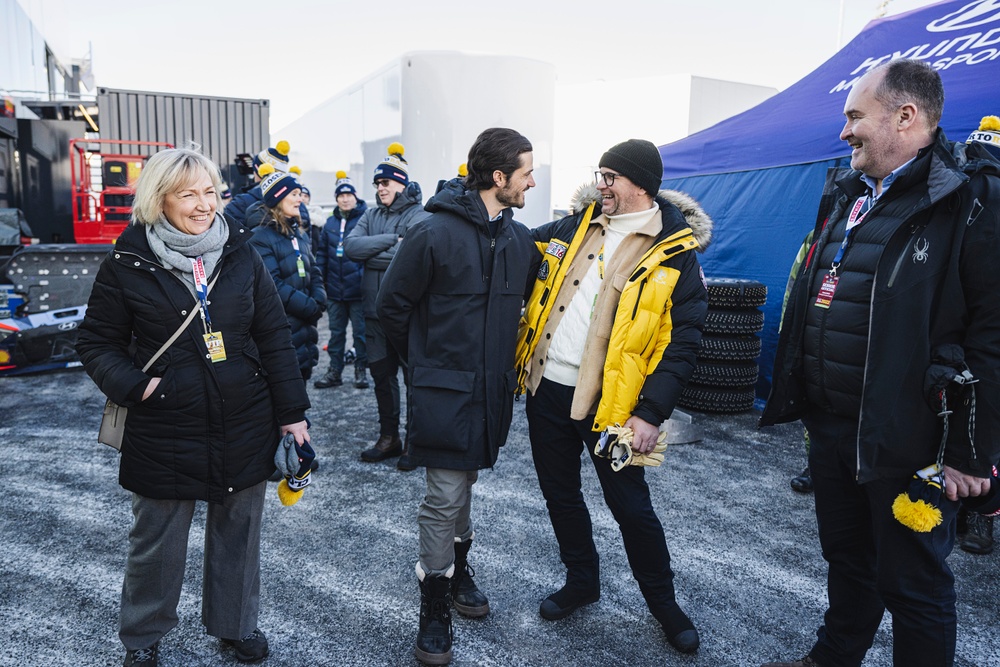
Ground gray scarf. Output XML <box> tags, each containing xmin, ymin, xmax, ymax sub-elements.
<box><xmin>145</xmin><ymin>213</ymin><xmax>229</xmax><ymax>296</ymax></box>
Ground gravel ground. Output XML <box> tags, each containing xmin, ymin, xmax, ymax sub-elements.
<box><xmin>1</xmin><ymin>341</ymin><xmax>997</xmax><ymax>666</ymax></box>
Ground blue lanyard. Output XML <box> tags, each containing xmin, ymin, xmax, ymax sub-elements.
<box><xmin>830</xmin><ymin>195</ymin><xmax>873</xmax><ymax>276</ymax></box>
<box><xmin>190</xmin><ymin>256</ymin><xmax>213</xmax><ymax>332</ymax></box>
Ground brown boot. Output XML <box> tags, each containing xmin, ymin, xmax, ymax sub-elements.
<box><xmin>761</xmin><ymin>657</ymin><xmax>822</xmax><ymax>667</ymax></box>
<box><xmin>361</xmin><ymin>434</ymin><xmax>403</xmax><ymax>462</ymax></box>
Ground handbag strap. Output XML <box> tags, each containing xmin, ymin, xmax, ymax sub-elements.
<box><xmin>140</xmin><ymin>272</ymin><xmax>221</xmax><ymax>372</ymax></box>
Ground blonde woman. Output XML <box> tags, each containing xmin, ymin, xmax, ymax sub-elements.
<box><xmin>77</xmin><ymin>146</ymin><xmax>310</xmax><ymax>666</ymax></box>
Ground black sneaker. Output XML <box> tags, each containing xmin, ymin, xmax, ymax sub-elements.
<box><xmin>123</xmin><ymin>643</ymin><xmax>158</xmax><ymax>666</ymax></box>
<box><xmin>222</xmin><ymin>629</ymin><xmax>269</xmax><ymax>663</ymax></box>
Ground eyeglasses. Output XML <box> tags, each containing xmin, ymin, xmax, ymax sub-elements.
<box><xmin>595</xmin><ymin>171</ymin><xmax>619</xmax><ymax>187</ymax></box>
<box><xmin>374</xmin><ymin>179</ymin><xmax>392</xmax><ymax>188</ymax></box>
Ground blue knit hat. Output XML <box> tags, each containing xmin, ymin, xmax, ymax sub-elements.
<box><xmin>260</xmin><ymin>171</ymin><xmax>300</xmax><ymax>208</ymax></box>
<box><xmin>253</xmin><ymin>140</ymin><xmax>291</xmax><ymax>176</ymax></box>
<box><xmin>372</xmin><ymin>142</ymin><xmax>409</xmax><ymax>186</ymax></box>
<box><xmin>334</xmin><ymin>170</ymin><xmax>356</xmax><ymax>197</ymax></box>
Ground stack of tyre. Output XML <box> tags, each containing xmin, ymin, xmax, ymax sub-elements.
<box><xmin>679</xmin><ymin>277</ymin><xmax>767</xmax><ymax>414</ymax></box>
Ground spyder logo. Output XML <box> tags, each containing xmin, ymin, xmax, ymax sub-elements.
<box><xmin>912</xmin><ymin>238</ymin><xmax>930</xmax><ymax>264</ymax></box>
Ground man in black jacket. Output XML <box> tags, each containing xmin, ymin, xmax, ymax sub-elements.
<box><xmin>761</xmin><ymin>60</ymin><xmax>1000</xmax><ymax>667</ymax></box>
<box><xmin>377</xmin><ymin>128</ymin><xmax>539</xmax><ymax>666</ymax></box>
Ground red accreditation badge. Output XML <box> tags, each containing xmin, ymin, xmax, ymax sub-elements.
<box><xmin>203</xmin><ymin>331</ymin><xmax>227</xmax><ymax>363</ymax></box>
<box><xmin>814</xmin><ymin>274</ymin><xmax>839</xmax><ymax>309</ymax></box>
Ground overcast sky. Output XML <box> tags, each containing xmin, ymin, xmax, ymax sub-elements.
<box><xmin>19</xmin><ymin>0</ymin><xmax>933</xmax><ymax>131</ymax></box>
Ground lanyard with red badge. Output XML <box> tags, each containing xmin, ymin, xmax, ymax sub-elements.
<box><xmin>190</xmin><ymin>256</ymin><xmax>227</xmax><ymax>362</ymax></box>
<box><xmin>291</xmin><ymin>236</ymin><xmax>307</xmax><ymax>277</ymax></box>
<box><xmin>814</xmin><ymin>195</ymin><xmax>873</xmax><ymax>309</ymax></box>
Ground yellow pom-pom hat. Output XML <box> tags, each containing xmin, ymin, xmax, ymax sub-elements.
<box><xmin>373</xmin><ymin>142</ymin><xmax>409</xmax><ymax>186</ymax></box>
<box><xmin>967</xmin><ymin>116</ymin><xmax>1000</xmax><ymax>147</ymax></box>
<box><xmin>335</xmin><ymin>169</ymin><xmax>357</xmax><ymax>197</ymax></box>
<box><xmin>254</xmin><ymin>139</ymin><xmax>291</xmax><ymax>175</ymax></box>
<box><xmin>457</xmin><ymin>163</ymin><xmax>468</xmax><ymax>178</ymax></box>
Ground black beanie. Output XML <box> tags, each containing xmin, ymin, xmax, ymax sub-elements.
<box><xmin>599</xmin><ymin>139</ymin><xmax>663</xmax><ymax>195</ymax></box>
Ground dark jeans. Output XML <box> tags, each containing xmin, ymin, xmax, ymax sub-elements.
<box><xmin>803</xmin><ymin>410</ymin><xmax>958</xmax><ymax>667</ymax></box>
<box><xmin>326</xmin><ymin>300</ymin><xmax>366</xmax><ymax>374</ymax></box>
<box><xmin>525</xmin><ymin>376</ymin><xmax>677</xmax><ymax>611</ymax></box>
<box><xmin>366</xmin><ymin>317</ymin><xmax>403</xmax><ymax>436</ymax></box>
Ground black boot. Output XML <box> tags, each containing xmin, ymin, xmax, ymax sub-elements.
<box><xmin>539</xmin><ymin>566</ymin><xmax>600</xmax><ymax>621</ymax></box>
<box><xmin>452</xmin><ymin>538</ymin><xmax>489</xmax><ymax>617</ymax></box>
<box><xmin>354</xmin><ymin>364</ymin><xmax>370</xmax><ymax>389</ymax></box>
<box><xmin>960</xmin><ymin>513</ymin><xmax>995</xmax><ymax>555</ymax></box>
<box><xmin>314</xmin><ymin>367</ymin><xmax>342</xmax><ymax>388</ymax></box>
<box><xmin>652</xmin><ymin>601</ymin><xmax>700</xmax><ymax>654</ymax></box>
<box><xmin>415</xmin><ymin>572</ymin><xmax>453</xmax><ymax>665</ymax></box>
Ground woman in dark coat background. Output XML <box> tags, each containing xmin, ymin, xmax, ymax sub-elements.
<box><xmin>247</xmin><ymin>171</ymin><xmax>327</xmax><ymax>380</ymax></box>
<box><xmin>76</xmin><ymin>147</ymin><xmax>311</xmax><ymax>665</ymax></box>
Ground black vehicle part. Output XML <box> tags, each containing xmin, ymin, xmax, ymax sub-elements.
<box><xmin>697</xmin><ymin>334</ymin><xmax>762</xmax><ymax>362</ymax></box>
<box><xmin>703</xmin><ymin>308</ymin><xmax>765</xmax><ymax>336</ymax></box>
<box><xmin>678</xmin><ymin>384</ymin><xmax>757</xmax><ymax>414</ymax></box>
<box><xmin>4</xmin><ymin>244</ymin><xmax>110</xmax><ymax>314</ymax></box>
<box><xmin>706</xmin><ymin>278</ymin><xmax>767</xmax><ymax>309</ymax></box>
<box><xmin>691</xmin><ymin>360</ymin><xmax>760</xmax><ymax>388</ymax></box>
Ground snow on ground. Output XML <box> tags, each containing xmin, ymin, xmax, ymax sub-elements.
<box><xmin>1</xmin><ymin>347</ymin><xmax>997</xmax><ymax>666</ymax></box>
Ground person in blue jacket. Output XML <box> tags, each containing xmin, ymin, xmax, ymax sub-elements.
<box><xmin>228</xmin><ymin>141</ymin><xmax>291</xmax><ymax>227</ymax></box>
<box><xmin>248</xmin><ymin>170</ymin><xmax>327</xmax><ymax>381</ymax></box>
<box><xmin>315</xmin><ymin>171</ymin><xmax>369</xmax><ymax>389</ymax></box>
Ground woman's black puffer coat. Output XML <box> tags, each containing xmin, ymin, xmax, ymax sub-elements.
<box><xmin>248</xmin><ymin>212</ymin><xmax>327</xmax><ymax>377</ymax></box>
<box><xmin>76</xmin><ymin>217</ymin><xmax>310</xmax><ymax>503</ymax></box>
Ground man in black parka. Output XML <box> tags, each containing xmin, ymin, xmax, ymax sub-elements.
<box><xmin>377</xmin><ymin>128</ymin><xmax>540</xmax><ymax>666</ymax></box>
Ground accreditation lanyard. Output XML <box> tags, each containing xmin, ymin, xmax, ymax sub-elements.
<box><xmin>815</xmin><ymin>195</ymin><xmax>872</xmax><ymax>309</ymax></box>
<box><xmin>336</xmin><ymin>218</ymin><xmax>347</xmax><ymax>257</ymax></box>
<box><xmin>291</xmin><ymin>236</ymin><xmax>307</xmax><ymax>277</ymax></box>
<box><xmin>190</xmin><ymin>256</ymin><xmax>227</xmax><ymax>362</ymax></box>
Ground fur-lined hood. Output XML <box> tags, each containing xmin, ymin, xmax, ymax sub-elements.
<box><xmin>569</xmin><ymin>183</ymin><xmax>713</xmax><ymax>251</ymax></box>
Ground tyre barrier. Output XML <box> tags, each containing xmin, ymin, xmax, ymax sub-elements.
<box><xmin>680</xmin><ymin>278</ymin><xmax>766</xmax><ymax>414</ymax></box>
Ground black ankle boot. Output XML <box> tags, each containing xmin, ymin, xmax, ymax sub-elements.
<box><xmin>416</xmin><ymin>574</ymin><xmax>453</xmax><ymax>665</ymax></box>
<box><xmin>652</xmin><ymin>601</ymin><xmax>700</xmax><ymax>654</ymax></box>
<box><xmin>452</xmin><ymin>538</ymin><xmax>489</xmax><ymax>618</ymax></box>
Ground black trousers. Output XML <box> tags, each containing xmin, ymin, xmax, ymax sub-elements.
<box><xmin>526</xmin><ymin>377</ymin><xmax>678</xmax><ymax>614</ymax></box>
<box><xmin>366</xmin><ymin>317</ymin><xmax>403</xmax><ymax>436</ymax></box>
<box><xmin>803</xmin><ymin>410</ymin><xmax>958</xmax><ymax>667</ymax></box>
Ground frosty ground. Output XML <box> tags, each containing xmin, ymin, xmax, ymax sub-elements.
<box><xmin>1</xmin><ymin>354</ymin><xmax>997</xmax><ymax>666</ymax></box>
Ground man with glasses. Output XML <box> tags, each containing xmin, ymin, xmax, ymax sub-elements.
<box><xmin>515</xmin><ymin>138</ymin><xmax>713</xmax><ymax>656</ymax></box>
<box><xmin>344</xmin><ymin>143</ymin><xmax>429</xmax><ymax>467</ymax></box>
<box><xmin>761</xmin><ymin>60</ymin><xmax>1000</xmax><ymax>667</ymax></box>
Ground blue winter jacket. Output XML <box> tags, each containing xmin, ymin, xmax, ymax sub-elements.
<box><xmin>316</xmin><ymin>200</ymin><xmax>368</xmax><ymax>302</ymax></box>
<box><xmin>228</xmin><ymin>185</ymin><xmax>263</xmax><ymax>227</ymax></box>
<box><xmin>249</xmin><ymin>218</ymin><xmax>327</xmax><ymax>375</ymax></box>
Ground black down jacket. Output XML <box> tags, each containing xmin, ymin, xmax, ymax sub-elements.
<box><xmin>76</xmin><ymin>216</ymin><xmax>310</xmax><ymax>503</ymax></box>
<box><xmin>249</xmin><ymin>217</ymin><xmax>327</xmax><ymax>377</ymax></box>
<box><xmin>315</xmin><ymin>200</ymin><xmax>367</xmax><ymax>302</ymax></box>
<box><xmin>377</xmin><ymin>181</ymin><xmax>540</xmax><ymax>470</ymax></box>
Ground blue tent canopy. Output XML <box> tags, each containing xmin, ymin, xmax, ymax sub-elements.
<box><xmin>659</xmin><ymin>0</ymin><xmax>1000</xmax><ymax>399</ymax></box>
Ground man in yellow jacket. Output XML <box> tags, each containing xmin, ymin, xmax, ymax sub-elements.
<box><xmin>515</xmin><ymin>138</ymin><xmax>712</xmax><ymax>656</ymax></box>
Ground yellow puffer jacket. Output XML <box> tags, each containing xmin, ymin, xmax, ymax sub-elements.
<box><xmin>516</xmin><ymin>188</ymin><xmax>712</xmax><ymax>431</ymax></box>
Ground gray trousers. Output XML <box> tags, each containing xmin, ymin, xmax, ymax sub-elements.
<box><xmin>418</xmin><ymin>468</ymin><xmax>478</xmax><ymax>576</ymax></box>
<box><xmin>119</xmin><ymin>481</ymin><xmax>266</xmax><ymax>650</ymax></box>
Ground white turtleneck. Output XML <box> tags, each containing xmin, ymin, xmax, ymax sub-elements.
<box><xmin>543</xmin><ymin>203</ymin><xmax>660</xmax><ymax>386</ymax></box>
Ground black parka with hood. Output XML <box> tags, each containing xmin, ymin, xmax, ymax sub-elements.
<box><xmin>376</xmin><ymin>180</ymin><xmax>540</xmax><ymax>470</ymax></box>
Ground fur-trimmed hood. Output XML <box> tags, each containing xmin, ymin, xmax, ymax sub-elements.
<box><xmin>569</xmin><ymin>182</ymin><xmax>713</xmax><ymax>251</ymax></box>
